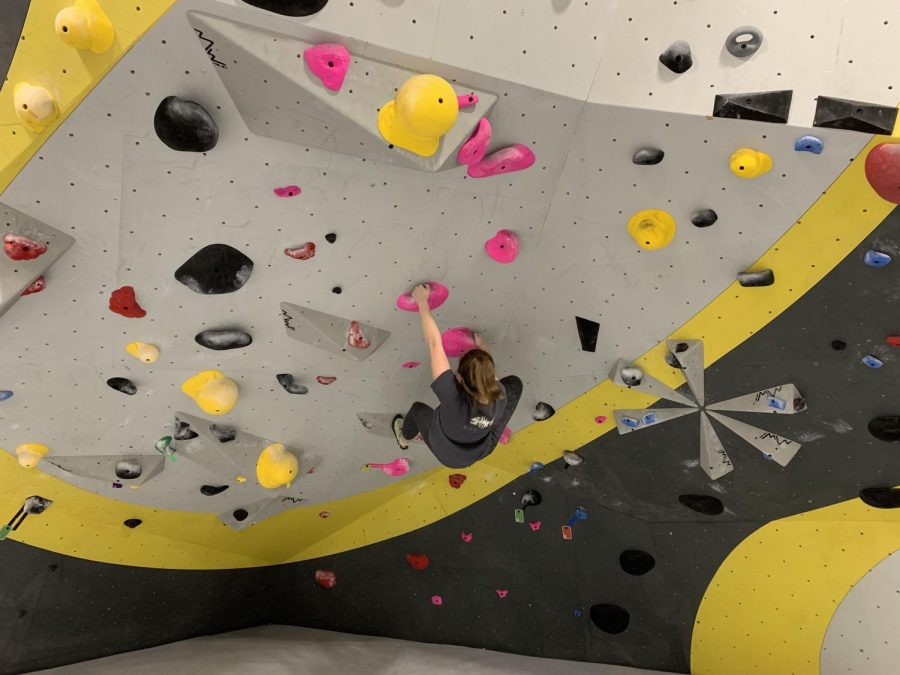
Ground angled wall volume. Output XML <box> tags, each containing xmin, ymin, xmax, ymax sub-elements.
<box><xmin>280</xmin><ymin>301</ymin><xmax>390</xmax><ymax>361</ymax></box>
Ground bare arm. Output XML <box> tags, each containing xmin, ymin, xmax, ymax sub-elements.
<box><xmin>473</xmin><ymin>332</ymin><xmax>490</xmax><ymax>354</ymax></box>
<box><xmin>412</xmin><ymin>284</ymin><xmax>450</xmax><ymax>379</ymax></box>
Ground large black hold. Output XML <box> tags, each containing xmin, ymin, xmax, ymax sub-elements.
<box><xmin>175</xmin><ymin>244</ymin><xmax>253</xmax><ymax>294</ymax></box>
<box><xmin>658</xmin><ymin>41</ymin><xmax>692</xmax><ymax>74</ymax></box>
<box><xmin>859</xmin><ymin>487</ymin><xmax>900</xmax><ymax>509</ymax></box>
<box><xmin>575</xmin><ymin>316</ymin><xmax>600</xmax><ymax>352</ymax></box>
<box><xmin>713</xmin><ymin>90</ymin><xmax>793</xmax><ymax>124</ymax></box>
<box><xmin>107</xmin><ymin>377</ymin><xmax>137</xmax><ymax>395</ymax></box>
<box><xmin>154</xmin><ymin>96</ymin><xmax>218</xmax><ymax>152</ymax></box>
<box><xmin>195</xmin><ymin>329</ymin><xmax>253</xmax><ymax>351</ymax></box>
<box><xmin>590</xmin><ymin>604</ymin><xmax>630</xmax><ymax>634</ymax></box>
<box><xmin>813</xmin><ymin>96</ymin><xmax>899</xmax><ymax>135</ymax></box>
<box><xmin>240</xmin><ymin>0</ymin><xmax>328</xmax><ymax>16</ymax></box>
<box><xmin>620</xmin><ymin>550</ymin><xmax>656</xmax><ymax>576</ymax></box>
<box><xmin>869</xmin><ymin>415</ymin><xmax>900</xmax><ymax>442</ymax></box>
<box><xmin>678</xmin><ymin>494</ymin><xmax>724</xmax><ymax>516</ymax></box>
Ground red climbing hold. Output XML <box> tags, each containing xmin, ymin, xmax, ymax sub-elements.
<box><xmin>396</xmin><ymin>281</ymin><xmax>449</xmax><ymax>311</ymax></box>
<box><xmin>285</xmin><ymin>243</ymin><xmax>316</xmax><ymax>260</ymax></box>
<box><xmin>460</xmin><ymin>531</ymin><xmax>473</xmax><ymax>542</ymax></box>
<box><xmin>21</xmin><ymin>276</ymin><xmax>46</xmax><ymax>295</ymax></box>
<box><xmin>441</xmin><ymin>326</ymin><xmax>477</xmax><ymax>357</ymax></box>
<box><xmin>865</xmin><ymin>143</ymin><xmax>900</xmax><ymax>204</ymax></box>
<box><xmin>316</xmin><ymin>376</ymin><xmax>336</xmax><ymax>385</ymax></box>
<box><xmin>273</xmin><ymin>185</ymin><xmax>301</xmax><ymax>198</ymax></box>
<box><xmin>467</xmin><ymin>144</ymin><xmax>535</xmax><ymax>178</ymax></box>
<box><xmin>303</xmin><ymin>43</ymin><xmax>350</xmax><ymax>92</ymax></box>
<box><xmin>402</xmin><ymin>361</ymin><xmax>420</xmax><ymax>369</ymax></box>
<box><xmin>484</xmin><ymin>229</ymin><xmax>520</xmax><ymax>264</ymax></box>
<box><xmin>406</xmin><ymin>553</ymin><xmax>430</xmax><ymax>570</ymax></box>
<box><xmin>315</xmin><ymin>570</ymin><xmax>337</xmax><ymax>589</ymax></box>
<box><xmin>496</xmin><ymin>589</ymin><xmax>508</xmax><ymax>599</ymax></box>
<box><xmin>319</xmin><ymin>510</ymin><xmax>330</xmax><ymax>518</ymax></box>
<box><xmin>886</xmin><ymin>336</ymin><xmax>900</xmax><ymax>347</ymax></box>
<box><xmin>457</xmin><ymin>93</ymin><xmax>479</xmax><ymax>108</ymax></box>
<box><xmin>109</xmin><ymin>286</ymin><xmax>146</xmax><ymax>318</ymax></box>
<box><xmin>348</xmin><ymin>320</ymin><xmax>370</xmax><ymax>349</ymax></box>
<box><xmin>457</xmin><ymin>117</ymin><xmax>491</xmax><ymax>166</ymax></box>
<box><xmin>448</xmin><ymin>473</ymin><xmax>466</xmax><ymax>489</ymax></box>
<box><xmin>3</xmin><ymin>233</ymin><xmax>47</xmax><ymax>261</ymax></box>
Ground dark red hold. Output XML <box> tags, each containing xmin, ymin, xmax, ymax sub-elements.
<box><xmin>315</xmin><ymin>570</ymin><xmax>337</xmax><ymax>589</ymax></box>
<box><xmin>3</xmin><ymin>233</ymin><xmax>47</xmax><ymax>261</ymax></box>
<box><xmin>865</xmin><ymin>143</ymin><xmax>900</xmax><ymax>204</ymax></box>
<box><xmin>316</xmin><ymin>376</ymin><xmax>337</xmax><ymax>385</ymax></box>
<box><xmin>887</xmin><ymin>336</ymin><xmax>900</xmax><ymax>347</ymax></box>
<box><xmin>21</xmin><ymin>276</ymin><xmax>46</xmax><ymax>295</ymax></box>
<box><xmin>109</xmin><ymin>286</ymin><xmax>146</xmax><ymax>318</ymax></box>
<box><xmin>405</xmin><ymin>553</ymin><xmax>430</xmax><ymax>570</ymax></box>
<box><xmin>448</xmin><ymin>473</ymin><xmax>467</xmax><ymax>489</ymax></box>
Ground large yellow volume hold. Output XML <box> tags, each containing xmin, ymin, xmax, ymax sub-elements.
<box><xmin>55</xmin><ymin>0</ymin><xmax>115</xmax><ymax>54</ymax></box>
<box><xmin>256</xmin><ymin>443</ymin><xmax>300</xmax><ymax>489</ymax></box>
<box><xmin>181</xmin><ymin>370</ymin><xmax>238</xmax><ymax>416</ymax></box>
<box><xmin>126</xmin><ymin>341</ymin><xmax>159</xmax><ymax>364</ymax></box>
<box><xmin>627</xmin><ymin>209</ymin><xmax>676</xmax><ymax>250</ymax></box>
<box><xmin>15</xmin><ymin>443</ymin><xmax>50</xmax><ymax>469</ymax></box>
<box><xmin>730</xmin><ymin>147</ymin><xmax>773</xmax><ymax>179</ymax></box>
<box><xmin>13</xmin><ymin>83</ymin><xmax>59</xmax><ymax>133</ymax></box>
<box><xmin>377</xmin><ymin>74</ymin><xmax>459</xmax><ymax>157</ymax></box>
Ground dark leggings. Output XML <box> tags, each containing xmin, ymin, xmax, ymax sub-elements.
<box><xmin>403</xmin><ymin>375</ymin><xmax>524</xmax><ymax>446</ymax></box>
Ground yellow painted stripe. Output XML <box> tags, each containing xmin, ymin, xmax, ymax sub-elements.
<box><xmin>0</xmin><ymin>0</ymin><xmax>177</xmax><ymax>192</ymax></box>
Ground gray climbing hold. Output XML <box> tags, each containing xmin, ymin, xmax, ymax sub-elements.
<box><xmin>738</xmin><ymin>269</ymin><xmax>775</xmax><ymax>287</ymax></box>
<box><xmin>658</xmin><ymin>40</ymin><xmax>693</xmax><ymax>74</ymax></box>
<box><xmin>725</xmin><ymin>26</ymin><xmax>763</xmax><ymax>57</ymax></box>
<box><xmin>620</xmin><ymin>366</ymin><xmax>643</xmax><ymax>386</ymax></box>
<box><xmin>154</xmin><ymin>96</ymin><xmax>218</xmax><ymax>152</ymax></box>
<box><xmin>115</xmin><ymin>460</ymin><xmax>142</xmax><ymax>480</ymax></box>
<box><xmin>665</xmin><ymin>341</ymin><xmax>689</xmax><ymax>369</ymax></box>
<box><xmin>175</xmin><ymin>244</ymin><xmax>253</xmax><ymax>295</ymax></box>
<box><xmin>200</xmin><ymin>485</ymin><xmax>230</xmax><ymax>496</ymax></box>
<box><xmin>277</xmin><ymin>373</ymin><xmax>308</xmax><ymax>395</ymax></box>
<box><xmin>209</xmin><ymin>424</ymin><xmax>236</xmax><ymax>443</ymax></box>
<box><xmin>23</xmin><ymin>496</ymin><xmax>52</xmax><ymax>515</ymax></box>
<box><xmin>533</xmin><ymin>401</ymin><xmax>555</xmax><ymax>421</ymax></box>
<box><xmin>632</xmin><ymin>147</ymin><xmax>664</xmax><ymax>165</ymax></box>
<box><xmin>563</xmin><ymin>450</ymin><xmax>583</xmax><ymax>468</ymax></box>
<box><xmin>691</xmin><ymin>209</ymin><xmax>718</xmax><ymax>228</ymax></box>
<box><xmin>174</xmin><ymin>417</ymin><xmax>198</xmax><ymax>441</ymax></box>
<box><xmin>195</xmin><ymin>328</ymin><xmax>253</xmax><ymax>350</ymax></box>
<box><xmin>107</xmin><ymin>377</ymin><xmax>137</xmax><ymax>395</ymax></box>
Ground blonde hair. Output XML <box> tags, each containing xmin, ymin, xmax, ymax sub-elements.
<box><xmin>458</xmin><ymin>349</ymin><xmax>502</xmax><ymax>404</ymax></box>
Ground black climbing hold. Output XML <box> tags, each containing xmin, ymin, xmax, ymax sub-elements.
<box><xmin>23</xmin><ymin>496</ymin><xmax>52</xmax><ymax>515</ymax></box>
<box><xmin>533</xmin><ymin>402</ymin><xmax>555</xmax><ymax>421</ymax></box>
<box><xmin>123</xmin><ymin>518</ymin><xmax>142</xmax><ymax>529</ymax></box>
<box><xmin>632</xmin><ymin>147</ymin><xmax>664</xmax><ymax>165</ymax></box>
<box><xmin>106</xmin><ymin>377</ymin><xmax>137</xmax><ymax>395</ymax></box>
<box><xmin>325</xmin><ymin>232</ymin><xmax>337</xmax><ymax>244</ymax></box>
<box><xmin>575</xmin><ymin>316</ymin><xmax>599</xmax><ymax>353</ymax></box>
<box><xmin>589</xmin><ymin>604</ymin><xmax>630</xmax><ymax>634</ymax></box>
<box><xmin>658</xmin><ymin>40</ymin><xmax>692</xmax><ymax>74</ymax></box>
<box><xmin>831</xmin><ymin>340</ymin><xmax>847</xmax><ymax>351</ymax></box>
<box><xmin>678</xmin><ymin>494</ymin><xmax>724</xmax><ymax>516</ymax></box>
<box><xmin>665</xmin><ymin>342</ymin><xmax>689</xmax><ymax>369</ymax></box>
<box><xmin>239</xmin><ymin>0</ymin><xmax>328</xmax><ymax>17</ymax></box>
<box><xmin>619</xmin><ymin>549</ymin><xmax>656</xmax><ymax>576</ymax></box>
<box><xmin>153</xmin><ymin>96</ymin><xmax>218</xmax><ymax>152</ymax></box>
<box><xmin>737</xmin><ymin>269</ymin><xmax>775</xmax><ymax>287</ymax></box>
<box><xmin>793</xmin><ymin>397</ymin><xmax>808</xmax><ymax>413</ymax></box>
<box><xmin>209</xmin><ymin>424</ymin><xmax>236</xmax><ymax>443</ymax></box>
<box><xmin>521</xmin><ymin>489</ymin><xmax>542</xmax><ymax>509</ymax></box>
<box><xmin>813</xmin><ymin>96</ymin><xmax>899</xmax><ymax>136</ymax></box>
<box><xmin>691</xmin><ymin>209</ymin><xmax>718</xmax><ymax>228</ymax></box>
<box><xmin>175</xmin><ymin>244</ymin><xmax>253</xmax><ymax>295</ymax></box>
<box><xmin>859</xmin><ymin>487</ymin><xmax>900</xmax><ymax>509</ymax></box>
<box><xmin>725</xmin><ymin>26</ymin><xmax>763</xmax><ymax>58</ymax></box>
<box><xmin>174</xmin><ymin>418</ymin><xmax>198</xmax><ymax>441</ymax></box>
<box><xmin>332</xmin><ymin>286</ymin><xmax>342</xmax><ymax>294</ymax></box>
<box><xmin>713</xmin><ymin>90</ymin><xmax>793</xmax><ymax>124</ymax></box>
<box><xmin>233</xmin><ymin>508</ymin><xmax>249</xmax><ymax>521</ymax></box>
<box><xmin>195</xmin><ymin>328</ymin><xmax>253</xmax><ymax>351</ymax></box>
<box><xmin>277</xmin><ymin>373</ymin><xmax>308</xmax><ymax>395</ymax></box>
<box><xmin>115</xmin><ymin>459</ymin><xmax>142</xmax><ymax>480</ymax></box>
<box><xmin>200</xmin><ymin>485</ymin><xmax>230</xmax><ymax>496</ymax></box>
<box><xmin>868</xmin><ymin>416</ymin><xmax>900</xmax><ymax>443</ymax></box>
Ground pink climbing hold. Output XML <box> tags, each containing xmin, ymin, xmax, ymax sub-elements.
<box><xmin>284</xmin><ymin>242</ymin><xmax>316</xmax><ymax>260</ymax></box>
<box><xmin>484</xmin><ymin>229</ymin><xmax>520</xmax><ymax>264</ymax></box>
<box><xmin>865</xmin><ymin>143</ymin><xmax>900</xmax><ymax>204</ymax></box>
<box><xmin>364</xmin><ymin>457</ymin><xmax>410</xmax><ymax>476</ymax></box>
<box><xmin>303</xmin><ymin>43</ymin><xmax>350</xmax><ymax>92</ymax></box>
<box><xmin>529</xmin><ymin>521</ymin><xmax>541</xmax><ymax>531</ymax></box>
<box><xmin>594</xmin><ymin>415</ymin><xmax>608</xmax><ymax>424</ymax></box>
<box><xmin>498</xmin><ymin>427</ymin><xmax>512</xmax><ymax>445</ymax></box>
<box><xmin>316</xmin><ymin>376</ymin><xmax>336</xmax><ymax>385</ymax></box>
<box><xmin>441</xmin><ymin>326</ymin><xmax>477</xmax><ymax>357</ymax></box>
<box><xmin>21</xmin><ymin>276</ymin><xmax>46</xmax><ymax>295</ymax></box>
<box><xmin>431</xmin><ymin>595</ymin><xmax>443</xmax><ymax>606</ymax></box>
<box><xmin>457</xmin><ymin>117</ymin><xmax>491</xmax><ymax>166</ymax></box>
<box><xmin>396</xmin><ymin>281</ymin><xmax>449</xmax><ymax>312</ymax></box>
<box><xmin>348</xmin><ymin>320</ymin><xmax>371</xmax><ymax>349</ymax></box>
<box><xmin>457</xmin><ymin>93</ymin><xmax>479</xmax><ymax>108</ymax></box>
<box><xmin>3</xmin><ymin>233</ymin><xmax>47</xmax><ymax>261</ymax></box>
<box><xmin>461</xmin><ymin>531</ymin><xmax>473</xmax><ymax>543</ymax></box>
<box><xmin>402</xmin><ymin>361</ymin><xmax>420</xmax><ymax>369</ymax></box>
<box><xmin>273</xmin><ymin>185</ymin><xmax>301</xmax><ymax>198</ymax></box>
<box><xmin>496</xmin><ymin>589</ymin><xmax>508</xmax><ymax>599</ymax></box>
<box><xmin>467</xmin><ymin>144</ymin><xmax>535</xmax><ymax>179</ymax></box>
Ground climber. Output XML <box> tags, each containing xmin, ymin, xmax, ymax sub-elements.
<box><xmin>392</xmin><ymin>284</ymin><xmax>522</xmax><ymax>468</ymax></box>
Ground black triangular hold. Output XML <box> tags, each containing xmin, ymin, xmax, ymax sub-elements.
<box><xmin>813</xmin><ymin>96</ymin><xmax>898</xmax><ymax>135</ymax></box>
<box><xmin>575</xmin><ymin>316</ymin><xmax>600</xmax><ymax>352</ymax></box>
<box><xmin>859</xmin><ymin>487</ymin><xmax>900</xmax><ymax>509</ymax></box>
<box><xmin>713</xmin><ymin>90</ymin><xmax>793</xmax><ymax>124</ymax></box>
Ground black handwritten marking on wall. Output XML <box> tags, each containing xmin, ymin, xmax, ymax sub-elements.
<box><xmin>194</xmin><ymin>29</ymin><xmax>227</xmax><ymax>69</ymax></box>
<box><xmin>281</xmin><ymin>496</ymin><xmax>306</xmax><ymax>504</ymax></box>
<box><xmin>281</xmin><ymin>309</ymin><xmax>296</xmax><ymax>332</ymax></box>
<box><xmin>758</xmin><ymin>432</ymin><xmax>793</xmax><ymax>446</ymax></box>
<box><xmin>753</xmin><ymin>386</ymin><xmax>784</xmax><ymax>403</ymax></box>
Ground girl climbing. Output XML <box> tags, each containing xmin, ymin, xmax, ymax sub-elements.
<box><xmin>393</xmin><ymin>284</ymin><xmax>522</xmax><ymax>469</ymax></box>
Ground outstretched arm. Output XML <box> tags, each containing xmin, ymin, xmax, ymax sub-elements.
<box><xmin>473</xmin><ymin>332</ymin><xmax>490</xmax><ymax>354</ymax></box>
<box><xmin>413</xmin><ymin>284</ymin><xmax>450</xmax><ymax>379</ymax></box>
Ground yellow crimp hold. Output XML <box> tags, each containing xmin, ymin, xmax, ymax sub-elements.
<box><xmin>126</xmin><ymin>341</ymin><xmax>159</xmax><ymax>363</ymax></box>
<box><xmin>730</xmin><ymin>147</ymin><xmax>773</xmax><ymax>179</ymax></box>
<box><xmin>55</xmin><ymin>0</ymin><xmax>115</xmax><ymax>54</ymax></box>
<box><xmin>15</xmin><ymin>443</ymin><xmax>49</xmax><ymax>469</ymax></box>
<box><xmin>13</xmin><ymin>83</ymin><xmax>58</xmax><ymax>132</ymax></box>
<box><xmin>627</xmin><ymin>209</ymin><xmax>676</xmax><ymax>250</ymax></box>
<box><xmin>181</xmin><ymin>370</ymin><xmax>238</xmax><ymax>416</ymax></box>
<box><xmin>256</xmin><ymin>443</ymin><xmax>299</xmax><ymax>490</ymax></box>
<box><xmin>377</xmin><ymin>74</ymin><xmax>459</xmax><ymax>157</ymax></box>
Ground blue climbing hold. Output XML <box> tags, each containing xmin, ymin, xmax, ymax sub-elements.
<box><xmin>766</xmin><ymin>396</ymin><xmax>787</xmax><ymax>410</ymax></box>
<box><xmin>0</xmin><ymin>390</ymin><xmax>12</xmax><ymax>401</ymax></box>
<box><xmin>863</xmin><ymin>354</ymin><xmax>884</xmax><ymax>369</ymax></box>
<box><xmin>794</xmin><ymin>135</ymin><xmax>823</xmax><ymax>154</ymax></box>
<box><xmin>574</xmin><ymin>609</ymin><xmax>583</xmax><ymax>618</ymax></box>
<box><xmin>864</xmin><ymin>250</ymin><xmax>892</xmax><ymax>267</ymax></box>
<box><xmin>622</xmin><ymin>416</ymin><xmax>641</xmax><ymax>429</ymax></box>
<box><xmin>642</xmin><ymin>412</ymin><xmax>658</xmax><ymax>425</ymax></box>
<box><xmin>529</xmin><ymin>461</ymin><xmax>545</xmax><ymax>473</ymax></box>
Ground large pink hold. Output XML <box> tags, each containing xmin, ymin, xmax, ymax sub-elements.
<box><xmin>457</xmin><ymin>93</ymin><xmax>479</xmax><ymax>108</ymax></box>
<box><xmin>467</xmin><ymin>144</ymin><xmax>535</xmax><ymax>178</ymax></box>
<box><xmin>304</xmin><ymin>43</ymin><xmax>350</xmax><ymax>92</ymax></box>
<box><xmin>396</xmin><ymin>281</ymin><xmax>449</xmax><ymax>312</ymax></box>
<box><xmin>273</xmin><ymin>185</ymin><xmax>301</xmax><ymax>198</ymax></box>
<box><xmin>457</xmin><ymin>118</ymin><xmax>491</xmax><ymax>166</ymax></box>
<box><xmin>485</xmin><ymin>229</ymin><xmax>519</xmax><ymax>264</ymax></box>
<box><xmin>441</xmin><ymin>327</ymin><xmax>477</xmax><ymax>357</ymax></box>
<box><xmin>365</xmin><ymin>457</ymin><xmax>410</xmax><ymax>476</ymax></box>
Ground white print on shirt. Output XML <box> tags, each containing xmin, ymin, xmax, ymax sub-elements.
<box><xmin>469</xmin><ymin>416</ymin><xmax>494</xmax><ymax>429</ymax></box>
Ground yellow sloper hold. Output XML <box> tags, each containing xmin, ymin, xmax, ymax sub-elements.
<box><xmin>730</xmin><ymin>147</ymin><xmax>773</xmax><ymax>179</ymax></box>
<box><xmin>13</xmin><ymin>83</ymin><xmax>58</xmax><ymax>133</ymax></box>
<box><xmin>14</xmin><ymin>444</ymin><xmax>49</xmax><ymax>469</ymax></box>
<box><xmin>55</xmin><ymin>0</ymin><xmax>115</xmax><ymax>54</ymax></box>
<box><xmin>627</xmin><ymin>209</ymin><xmax>676</xmax><ymax>250</ymax></box>
<box><xmin>377</xmin><ymin>74</ymin><xmax>459</xmax><ymax>157</ymax></box>
<box><xmin>181</xmin><ymin>370</ymin><xmax>238</xmax><ymax>416</ymax></box>
<box><xmin>125</xmin><ymin>341</ymin><xmax>159</xmax><ymax>363</ymax></box>
<box><xmin>257</xmin><ymin>443</ymin><xmax>300</xmax><ymax>490</ymax></box>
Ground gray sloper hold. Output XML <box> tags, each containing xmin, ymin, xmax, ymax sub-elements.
<box><xmin>115</xmin><ymin>460</ymin><xmax>142</xmax><ymax>480</ymax></box>
<box><xmin>174</xmin><ymin>418</ymin><xmax>198</xmax><ymax>441</ymax></box>
<box><xmin>174</xmin><ymin>244</ymin><xmax>253</xmax><ymax>295</ymax></box>
<box><xmin>153</xmin><ymin>96</ymin><xmax>218</xmax><ymax>152</ymax></box>
<box><xmin>533</xmin><ymin>402</ymin><xmax>555</xmax><ymax>421</ymax></box>
<box><xmin>620</xmin><ymin>366</ymin><xmax>643</xmax><ymax>386</ymax></box>
<box><xmin>23</xmin><ymin>496</ymin><xmax>52</xmax><ymax>515</ymax></box>
<box><xmin>277</xmin><ymin>373</ymin><xmax>308</xmax><ymax>395</ymax></box>
<box><xmin>659</xmin><ymin>40</ymin><xmax>692</xmax><ymax>74</ymax></box>
<box><xmin>195</xmin><ymin>328</ymin><xmax>253</xmax><ymax>350</ymax></box>
<box><xmin>106</xmin><ymin>377</ymin><xmax>137</xmax><ymax>395</ymax></box>
<box><xmin>691</xmin><ymin>209</ymin><xmax>718</xmax><ymax>228</ymax></box>
<box><xmin>725</xmin><ymin>26</ymin><xmax>763</xmax><ymax>57</ymax></box>
<box><xmin>632</xmin><ymin>147</ymin><xmax>664</xmax><ymax>165</ymax></box>
<box><xmin>738</xmin><ymin>269</ymin><xmax>775</xmax><ymax>287</ymax></box>
<box><xmin>209</xmin><ymin>424</ymin><xmax>236</xmax><ymax>443</ymax></box>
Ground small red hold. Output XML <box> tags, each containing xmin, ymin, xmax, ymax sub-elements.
<box><xmin>887</xmin><ymin>336</ymin><xmax>900</xmax><ymax>347</ymax></box>
<box><xmin>273</xmin><ymin>185</ymin><xmax>301</xmax><ymax>198</ymax></box>
<box><xmin>315</xmin><ymin>570</ymin><xmax>336</xmax><ymax>589</ymax></box>
<box><xmin>495</xmin><ymin>589</ymin><xmax>508</xmax><ymax>599</ymax></box>
<box><xmin>319</xmin><ymin>510</ymin><xmax>330</xmax><ymax>518</ymax></box>
<box><xmin>316</xmin><ymin>375</ymin><xmax>337</xmax><ymax>385</ymax></box>
<box><xmin>457</xmin><ymin>93</ymin><xmax>479</xmax><ymax>108</ymax></box>
<box><xmin>402</xmin><ymin>361</ymin><xmax>420</xmax><ymax>369</ymax></box>
<box><xmin>3</xmin><ymin>233</ymin><xmax>47</xmax><ymax>261</ymax></box>
<box><xmin>594</xmin><ymin>415</ymin><xmax>608</xmax><ymax>424</ymax></box>
<box><xmin>21</xmin><ymin>276</ymin><xmax>46</xmax><ymax>295</ymax></box>
<box><xmin>529</xmin><ymin>521</ymin><xmax>542</xmax><ymax>531</ymax></box>
<box><xmin>406</xmin><ymin>553</ymin><xmax>430</xmax><ymax>570</ymax></box>
<box><xmin>865</xmin><ymin>143</ymin><xmax>900</xmax><ymax>204</ymax></box>
<box><xmin>460</xmin><ymin>531</ymin><xmax>472</xmax><ymax>543</ymax></box>
<box><xmin>109</xmin><ymin>286</ymin><xmax>146</xmax><ymax>318</ymax></box>
<box><xmin>285</xmin><ymin>242</ymin><xmax>316</xmax><ymax>259</ymax></box>
<box><xmin>448</xmin><ymin>473</ymin><xmax>466</xmax><ymax>489</ymax></box>
<box><xmin>348</xmin><ymin>320</ymin><xmax>371</xmax><ymax>349</ymax></box>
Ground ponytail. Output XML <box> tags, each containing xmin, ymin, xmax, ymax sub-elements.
<box><xmin>458</xmin><ymin>349</ymin><xmax>502</xmax><ymax>404</ymax></box>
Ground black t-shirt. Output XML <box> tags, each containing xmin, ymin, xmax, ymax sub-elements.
<box><xmin>431</xmin><ymin>369</ymin><xmax>506</xmax><ymax>445</ymax></box>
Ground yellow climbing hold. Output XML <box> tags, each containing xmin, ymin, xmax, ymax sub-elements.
<box><xmin>377</xmin><ymin>74</ymin><xmax>459</xmax><ymax>157</ymax></box>
<box><xmin>256</xmin><ymin>443</ymin><xmax>300</xmax><ymax>489</ymax></box>
<box><xmin>236</xmin><ymin>475</ymin><xmax>247</xmax><ymax>483</ymax></box>
<box><xmin>15</xmin><ymin>443</ymin><xmax>49</xmax><ymax>469</ymax></box>
<box><xmin>55</xmin><ymin>0</ymin><xmax>115</xmax><ymax>54</ymax></box>
<box><xmin>627</xmin><ymin>209</ymin><xmax>676</xmax><ymax>250</ymax></box>
<box><xmin>13</xmin><ymin>83</ymin><xmax>59</xmax><ymax>133</ymax></box>
<box><xmin>126</xmin><ymin>341</ymin><xmax>159</xmax><ymax>364</ymax></box>
<box><xmin>181</xmin><ymin>370</ymin><xmax>238</xmax><ymax>416</ymax></box>
<box><xmin>730</xmin><ymin>147</ymin><xmax>773</xmax><ymax>179</ymax></box>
